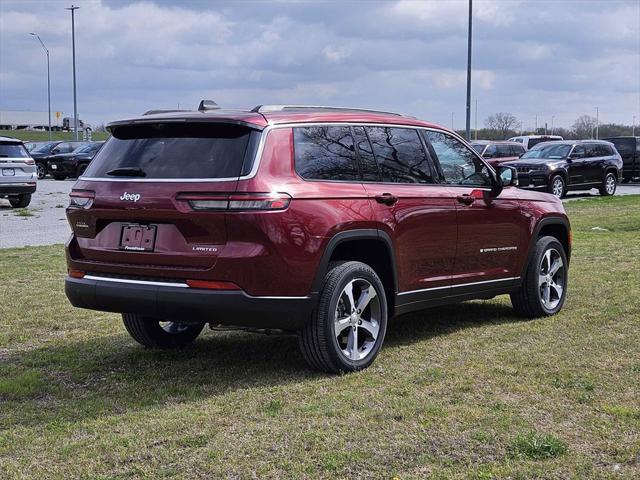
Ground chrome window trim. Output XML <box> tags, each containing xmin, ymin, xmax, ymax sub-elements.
<box><xmin>398</xmin><ymin>276</ymin><xmax>520</xmax><ymax>296</ymax></box>
<box><xmin>79</xmin><ymin>121</ymin><xmax>490</xmax><ymax>183</ymax></box>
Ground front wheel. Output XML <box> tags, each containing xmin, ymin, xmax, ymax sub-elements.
<box><xmin>549</xmin><ymin>175</ymin><xmax>566</xmax><ymax>199</ymax></box>
<box><xmin>599</xmin><ymin>172</ymin><xmax>616</xmax><ymax>196</ymax></box>
<box><xmin>122</xmin><ymin>314</ymin><xmax>205</xmax><ymax>348</ymax></box>
<box><xmin>9</xmin><ymin>194</ymin><xmax>31</xmax><ymax>208</ymax></box>
<box><xmin>510</xmin><ymin>236</ymin><xmax>568</xmax><ymax>318</ymax></box>
<box><xmin>36</xmin><ymin>163</ymin><xmax>46</xmax><ymax>179</ymax></box>
<box><xmin>298</xmin><ymin>261</ymin><xmax>388</xmax><ymax>373</ymax></box>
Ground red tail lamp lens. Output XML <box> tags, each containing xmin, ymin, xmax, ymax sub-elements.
<box><xmin>69</xmin><ymin>190</ymin><xmax>95</xmax><ymax>208</ymax></box>
<box><xmin>178</xmin><ymin>193</ymin><xmax>291</xmax><ymax>211</ymax></box>
<box><xmin>186</xmin><ymin>280</ymin><xmax>241</xmax><ymax>290</ymax></box>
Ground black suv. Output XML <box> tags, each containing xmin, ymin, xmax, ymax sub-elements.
<box><xmin>29</xmin><ymin>141</ymin><xmax>88</xmax><ymax>178</ymax></box>
<box><xmin>504</xmin><ymin>140</ymin><xmax>623</xmax><ymax>198</ymax></box>
<box><xmin>47</xmin><ymin>141</ymin><xmax>104</xmax><ymax>180</ymax></box>
<box><xmin>602</xmin><ymin>137</ymin><xmax>639</xmax><ymax>183</ymax></box>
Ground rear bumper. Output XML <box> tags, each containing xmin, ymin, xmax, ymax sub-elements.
<box><xmin>65</xmin><ymin>275</ymin><xmax>315</xmax><ymax>331</ymax></box>
<box><xmin>0</xmin><ymin>182</ymin><xmax>37</xmax><ymax>195</ymax></box>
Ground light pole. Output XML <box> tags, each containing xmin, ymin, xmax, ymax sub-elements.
<box><xmin>29</xmin><ymin>33</ymin><xmax>51</xmax><ymax>141</ymax></box>
<box><xmin>66</xmin><ymin>5</ymin><xmax>80</xmax><ymax>141</ymax></box>
<box><xmin>551</xmin><ymin>115</ymin><xmax>555</xmax><ymax>135</ymax></box>
<box><xmin>595</xmin><ymin>106</ymin><xmax>599</xmax><ymax>139</ymax></box>
<box><xmin>465</xmin><ymin>0</ymin><xmax>472</xmax><ymax>140</ymax></box>
<box><xmin>474</xmin><ymin>98</ymin><xmax>478</xmax><ymax>140</ymax></box>
<box><xmin>451</xmin><ymin>112</ymin><xmax>454</xmax><ymax>131</ymax></box>
<box><xmin>633</xmin><ymin>116</ymin><xmax>636</xmax><ymax>136</ymax></box>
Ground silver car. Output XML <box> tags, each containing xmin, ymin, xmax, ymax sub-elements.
<box><xmin>0</xmin><ymin>136</ymin><xmax>37</xmax><ymax>208</ymax></box>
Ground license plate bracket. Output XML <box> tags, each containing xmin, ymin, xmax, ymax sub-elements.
<box><xmin>120</xmin><ymin>224</ymin><xmax>157</xmax><ymax>251</ymax></box>
<box><xmin>2</xmin><ymin>168</ymin><xmax>15</xmax><ymax>176</ymax></box>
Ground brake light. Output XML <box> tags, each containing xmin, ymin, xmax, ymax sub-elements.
<box><xmin>24</xmin><ymin>158</ymin><xmax>35</xmax><ymax>165</ymax></box>
<box><xmin>177</xmin><ymin>193</ymin><xmax>291</xmax><ymax>211</ymax></box>
<box><xmin>186</xmin><ymin>279</ymin><xmax>241</xmax><ymax>290</ymax></box>
<box><xmin>68</xmin><ymin>269</ymin><xmax>85</xmax><ymax>279</ymax></box>
<box><xmin>69</xmin><ymin>190</ymin><xmax>95</xmax><ymax>208</ymax></box>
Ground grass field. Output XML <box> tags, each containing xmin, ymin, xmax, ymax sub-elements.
<box><xmin>0</xmin><ymin>130</ymin><xmax>111</xmax><ymax>142</ymax></box>
<box><xmin>1</xmin><ymin>196</ymin><xmax>639</xmax><ymax>479</ymax></box>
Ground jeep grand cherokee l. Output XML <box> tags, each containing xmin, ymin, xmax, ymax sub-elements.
<box><xmin>503</xmin><ymin>140</ymin><xmax>623</xmax><ymax>199</ymax></box>
<box><xmin>64</xmin><ymin>103</ymin><xmax>571</xmax><ymax>373</ymax></box>
<box><xmin>0</xmin><ymin>136</ymin><xmax>37</xmax><ymax>207</ymax></box>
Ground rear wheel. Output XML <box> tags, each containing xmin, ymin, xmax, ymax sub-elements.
<box><xmin>298</xmin><ymin>261</ymin><xmax>388</xmax><ymax>373</ymax></box>
<box><xmin>599</xmin><ymin>172</ymin><xmax>616</xmax><ymax>196</ymax></box>
<box><xmin>9</xmin><ymin>194</ymin><xmax>31</xmax><ymax>208</ymax></box>
<box><xmin>36</xmin><ymin>163</ymin><xmax>46</xmax><ymax>179</ymax></box>
<box><xmin>511</xmin><ymin>236</ymin><xmax>568</xmax><ymax>318</ymax></box>
<box><xmin>122</xmin><ymin>314</ymin><xmax>205</xmax><ymax>348</ymax></box>
<box><xmin>549</xmin><ymin>175</ymin><xmax>566</xmax><ymax>199</ymax></box>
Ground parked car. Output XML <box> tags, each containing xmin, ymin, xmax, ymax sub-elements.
<box><xmin>503</xmin><ymin>140</ymin><xmax>622</xmax><ymax>198</ymax></box>
<box><xmin>64</xmin><ymin>102</ymin><xmax>571</xmax><ymax>373</ymax></box>
<box><xmin>47</xmin><ymin>141</ymin><xmax>105</xmax><ymax>180</ymax></box>
<box><xmin>470</xmin><ymin>140</ymin><xmax>525</xmax><ymax>167</ymax></box>
<box><xmin>508</xmin><ymin>135</ymin><xmax>563</xmax><ymax>151</ymax></box>
<box><xmin>602</xmin><ymin>136</ymin><xmax>640</xmax><ymax>183</ymax></box>
<box><xmin>29</xmin><ymin>141</ymin><xmax>88</xmax><ymax>178</ymax></box>
<box><xmin>0</xmin><ymin>136</ymin><xmax>37</xmax><ymax>208</ymax></box>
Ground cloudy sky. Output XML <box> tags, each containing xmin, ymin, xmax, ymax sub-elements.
<box><xmin>1</xmin><ymin>0</ymin><xmax>639</xmax><ymax>130</ymax></box>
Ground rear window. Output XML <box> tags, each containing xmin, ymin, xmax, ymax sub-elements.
<box><xmin>83</xmin><ymin>123</ymin><xmax>259</xmax><ymax>179</ymax></box>
<box><xmin>0</xmin><ymin>142</ymin><xmax>29</xmax><ymax>158</ymax></box>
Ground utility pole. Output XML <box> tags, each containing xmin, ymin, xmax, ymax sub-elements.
<box><xmin>66</xmin><ymin>5</ymin><xmax>80</xmax><ymax>141</ymax></box>
<box><xmin>29</xmin><ymin>33</ymin><xmax>51</xmax><ymax>141</ymax></box>
<box><xmin>465</xmin><ymin>0</ymin><xmax>472</xmax><ymax>140</ymax></box>
<box><xmin>535</xmin><ymin>115</ymin><xmax>538</xmax><ymax>134</ymax></box>
<box><xmin>633</xmin><ymin>116</ymin><xmax>636</xmax><ymax>136</ymax></box>
<box><xmin>474</xmin><ymin>98</ymin><xmax>478</xmax><ymax>140</ymax></box>
<box><xmin>595</xmin><ymin>106</ymin><xmax>599</xmax><ymax>139</ymax></box>
<box><xmin>551</xmin><ymin>115</ymin><xmax>555</xmax><ymax>135</ymax></box>
<box><xmin>451</xmin><ymin>112</ymin><xmax>454</xmax><ymax>131</ymax></box>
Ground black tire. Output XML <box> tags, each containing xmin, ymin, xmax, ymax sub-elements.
<box><xmin>122</xmin><ymin>314</ymin><xmax>205</xmax><ymax>348</ymax></box>
<box><xmin>9</xmin><ymin>194</ymin><xmax>31</xmax><ymax>208</ymax></box>
<box><xmin>52</xmin><ymin>174</ymin><xmax>67</xmax><ymax>181</ymax></box>
<box><xmin>36</xmin><ymin>163</ymin><xmax>46</xmax><ymax>179</ymax></box>
<box><xmin>298</xmin><ymin>261</ymin><xmax>388</xmax><ymax>373</ymax></box>
<box><xmin>510</xmin><ymin>236</ymin><xmax>568</xmax><ymax>318</ymax></box>
<box><xmin>599</xmin><ymin>172</ymin><xmax>616</xmax><ymax>196</ymax></box>
<box><xmin>548</xmin><ymin>174</ymin><xmax>566</xmax><ymax>199</ymax></box>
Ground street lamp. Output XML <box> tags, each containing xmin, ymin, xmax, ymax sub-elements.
<box><xmin>465</xmin><ymin>0</ymin><xmax>472</xmax><ymax>140</ymax></box>
<box><xmin>551</xmin><ymin>115</ymin><xmax>555</xmax><ymax>135</ymax></box>
<box><xmin>66</xmin><ymin>5</ymin><xmax>80</xmax><ymax>141</ymax></box>
<box><xmin>29</xmin><ymin>33</ymin><xmax>51</xmax><ymax>141</ymax></box>
<box><xmin>633</xmin><ymin>116</ymin><xmax>636</xmax><ymax>136</ymax></box>
<box><xmin>595</xmin><ymin>106</ymin><xmax>599</xmax><ymax>139</ymax></box>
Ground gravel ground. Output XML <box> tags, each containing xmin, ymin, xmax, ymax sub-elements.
<box><xmin>1</xmin><ymin>179</ymin><xmax>639</xmax><ymax>249</ymax></box>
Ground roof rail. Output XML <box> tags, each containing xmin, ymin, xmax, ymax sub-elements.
<box><xmin>251</xmin><ymin>105</ymin><xmax>405</xmax><ymax>117</ymax></box>
<box><xmin>142</xmin><ymin>109</ymin><xmax>190</xmax><ymax>116</ymax></box>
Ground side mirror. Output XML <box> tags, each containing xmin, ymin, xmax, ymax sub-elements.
<box><xmin>498</xmin><ymin>165</ymin><xmax>518</xmax><ymax>188</ymax></box>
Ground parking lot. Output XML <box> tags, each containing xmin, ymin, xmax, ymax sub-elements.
<box><xmin>1</xmin><ymin>179</ymin><xmax>639</xmax><ymax>249</ymax></box>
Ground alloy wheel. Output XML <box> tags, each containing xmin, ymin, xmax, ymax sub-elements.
<box><xmin>605</xmin><ymin>175</ymin><xmax>616</xmax><ymax>195</ymax></box>
<box><xmin>334</xmin><ymin>278</ymin><xmax>382</xmax><ymax>361</ymax></box>
<box><xmin>159</xmin><ymin>321</ymin><xmax>190</xmax><ymax>334</ymax></box>
<box><xmin>552</xmin><ymin>177</ymin><xmax>564</xmax><ymax>198</ymax></box>
<box><xmin>538</xmin><ymin>248</ymin><xmax>565</xmax><ymax>311</ymax></box>
<box><xmin>36</xmin><ymin>163</ymin><xmax>45</xmax><ymax>178</ymax></box>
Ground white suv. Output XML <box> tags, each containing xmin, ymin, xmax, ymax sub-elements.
<box><xmin>0</xmin><ymin>136</ymin><xmax>37</xmax><ymax>208</ymax></box>
<box><xmin>508</xmin><ymin>135</ymin><xmax>563</xmax><ymax>151</ymax></box>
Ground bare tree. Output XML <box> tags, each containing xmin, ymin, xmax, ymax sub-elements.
<box><xmin>484</xmin><ymin>112</ymin><xmax>522</xmax><ymax>139</ymax></box>
<box><xmin>571</xmin><ymin>115</ymin><xmax>598</xmax><ymax>139</ymax></box>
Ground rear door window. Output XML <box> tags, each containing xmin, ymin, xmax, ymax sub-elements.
<box><xmin>84</xmin><ymin>123</ymin><xmax>259</xmax><ymax>179</ymax></box>
<box><xmin>365</xmin><ymin>127</ymin><xmax>433</xmax><ymax>183</ymax></box>
<box><xmin>294</xmin><ymin>126</ymin><xmax>359</xmax><ymax>181</ymax></box>
<box><xmin>511</xmin><ymin>144</ymin><xmax>525</xmax><ymax>156</ymax></box>
<box><xmin>584</xmin><ymin>144</ymin><xmax>600</xmax><ymax>157</ymax></box>
<box><xmin>352</xmin><ymin>126</ymin><xmax>380</xmax><ymax>182</ymax></box>
<box><xmin>496</xmin><ymin>144</ymin><xmax>512</xmax><ymax>157</ymax></box>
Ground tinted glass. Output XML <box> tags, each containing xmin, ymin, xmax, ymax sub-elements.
<box><xmin>511</xmin><ymin>144</ymin><xmax>525</xmax><ymax>156</ymax></box>
<box><xmin>572</xmin><ymin>145</ymin><xmax>586</xmax><ymax>158</ymax></box>
<box><xmin>522</xmin><ymin>144</ymin><xmax>571</xmax><ymax>159</ymax></box>
<box><xmin>352</xmin><ymin>126</ymin><xmax>380</xmax><ymax>181</ymax></box>
<box><xmin>294</xmin><ymin>126</ymin><xmax>358</xmax><ymax>181</ymax></box>
<box><xmin>470</xmin><ymin>143</ymin><xmax>485</xmax><ymax>154</ymax></box>
<box><xmin>584</xmin><ymin>144</ymin><xmax>600</xmax><ymax>157</ymax></box>
<box><xmin>596</xmin><ymin>144</ymin><xmax>613</xmax><ymax>156</ymax></box>
<box><xmin>84</xmin><ymin>123</ymin><xmax>257</xmax><ymax>179</ymax></box>
<box><xmin>424</xmin><ymin>131</ymin><xmax>492</xmax><ymax>186</ymax></box>
<box><xmin>484</xmin><ymin>145</ymin><xmax>497</xmax><ymax>157</ymax></box>
<box><xmin>496</xmin><ymin>144</ymin><xmax>513</xmax><ymax>157</ymax></box>
<box><xmin>607</xmin><ymin>139</ymin><xmax>634</xmax><ymax>156</ymax></box>
<box><xmin>529</xmin><ymin>137</ymin><xmax>561</xmax><ymax>149</ymax></box>
<box><xmin>0</xmin><ymin>143</ymin><xmax>29</xmax><ymax>158</ymax></box>
<box><xmin>366</xmin><ymin>127</ymin><xmax>433</xmax><ymax>183</ymax></box>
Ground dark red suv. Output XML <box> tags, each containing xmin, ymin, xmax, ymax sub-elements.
<box><xmin>65</xmin><ymin>103</ymin><xmax>571</xmax><ymax>373</ymax></box>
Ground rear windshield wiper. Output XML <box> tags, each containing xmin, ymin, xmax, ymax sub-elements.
<box><xmin>106</xmin><ymin>167</ymin><xmax>146</xmax><ymax>177</ymax></box>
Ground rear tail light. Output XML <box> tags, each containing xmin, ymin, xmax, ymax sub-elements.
<box><xmin>24</xmin><ymin>158</ymin><xmax>35</xmax><ymax>165</ymax></box>
<box><xmin>69</xmin><ymin>190</ymin><xmax>95</xmax><ymax>208</ymax></box>
<box><xmin>177</xmin><ymin>193</ymin><xmax>291</xmax><ymax>211</ymax></box>
<box><xmin>68</xmin><ymin>269</ymin><xmax>85</xmax><ymax>279</ymax></box>
<box><xmin>186</xmin><ymin>279</ymin><xmax>240</xmax><ymax>290</ymax></box>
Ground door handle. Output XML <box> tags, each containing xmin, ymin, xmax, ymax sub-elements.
<box><xmin>375</xmin><ymin>193</ymin><xmax>398</xmax><ymax>205</ymax></box>
<box><xmin>456</xmin><ymin>194</ymin><xmax>476</xmax><ymax>205</ymax></box>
